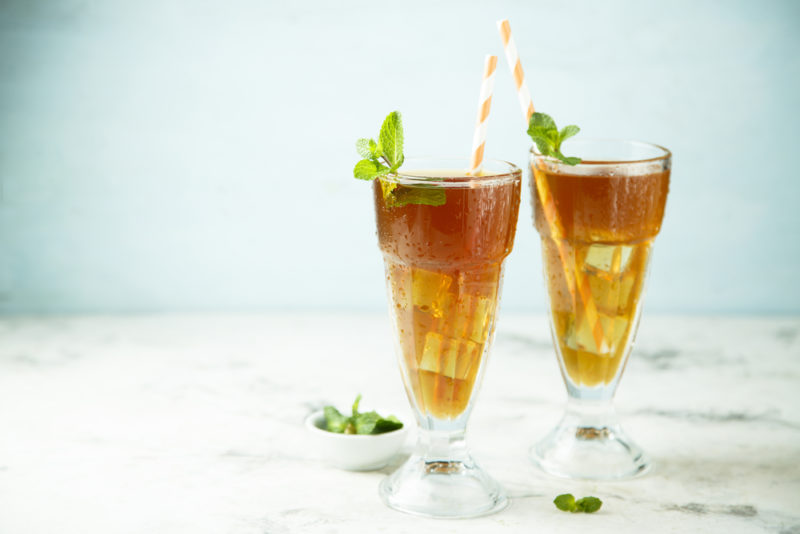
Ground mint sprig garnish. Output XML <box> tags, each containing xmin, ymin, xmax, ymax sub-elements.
<box><xmin>323</xmin><ymin>394</ymin><xmax>404</xmax><ymax>435</ymax></box>
<box><xmin>554</xmin><ymin>494</ymin><xmax>602</xmax><ymax>513</ymax></box>
<box><xmin>353</xmin><ymin>111</ymin><xmax>404</xmax><ymax>181</ymax></box>
<box><xmin>527</xmin><ymin>112</ymin><xmax>582</xmax><ymax>166</ymax></box>
<box><xmin>353</xmin><ymin>111</ymin><xmax>445</xmax><ymax>207</ymax></box>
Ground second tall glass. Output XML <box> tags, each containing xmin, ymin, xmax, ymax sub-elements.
<box><xmin>374</xmin><ymin>158</ymin><xmax>521</xmax><ymax>518</ymax></box>
<box><xmin>529</xmin><ymin>139</ymin><xmax>671</xmax><ymax>480</ymax></box>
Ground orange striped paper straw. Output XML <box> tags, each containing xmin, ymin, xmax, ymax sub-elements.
<box><xmin>496</xmin><ymin>19</ymin><xmax>607</xmax><ymax>353</ymax></box>
<box><xmin>497</xmin><ymin>19</ymin><xmax>535</xmax><ymax>123</ymax></box>
<box><xmin>469</xmin><ymin>55</ymin><xmax>498</xmax><ymax>175</ymax></box>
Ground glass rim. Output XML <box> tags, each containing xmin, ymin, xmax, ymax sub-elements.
<box><xmin>530</xmin><ymin>138</ymin><xmax>671</xmax><ymax>165</ymax></box>
<box><xmin>387</xmin><ymin>157</ymin><xmax>522</xmax><ymax>186</ymax></box>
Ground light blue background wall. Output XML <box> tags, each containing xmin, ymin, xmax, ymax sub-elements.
<box><xmin>1</xmin><ymin>0</ymin><xmax>798</xmax><ymax>314</ymax></box>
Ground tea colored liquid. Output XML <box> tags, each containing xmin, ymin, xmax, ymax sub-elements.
<box><xmin>375</xmin><ymin>173</ymin><xmax>520</xmax><ymax>419</ymax></box>
<box><xmin>531</xmin><ymin>163</ymin><xmax>669</xmax><ymax>387</ymax></box>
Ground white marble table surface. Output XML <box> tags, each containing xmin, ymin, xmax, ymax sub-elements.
<box><xmin>0</xmin><ymin>314</ymin><xmax>798</xmax><ymax>533</ymax></box>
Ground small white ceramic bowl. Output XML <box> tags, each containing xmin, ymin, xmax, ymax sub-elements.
<box><xmin>305</xmin><ymin>409</ymin><xmax>408</xmax><ymax>471</ymax></box>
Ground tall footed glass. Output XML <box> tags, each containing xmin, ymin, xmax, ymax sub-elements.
<box><xmin>529</xmin><ymin>139</ymin><xmax>670</xmax><ymax>480</ymax></box>
<box><xmin>374</xmin><ymin>158</ymin><xmax>521</xmax><ymax>518</ymax></box>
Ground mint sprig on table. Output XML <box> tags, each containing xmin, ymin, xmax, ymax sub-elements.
<box><xmin>554</xmin><ymin>493</ymin><xmax>603</xmax><ymax>513</ymax></box>
<box><xmin>323</xmin><ymin>395</ymin><xmax>404</xmax><ymax>435</ymax></box>
<box><xmin>527</xmin><ymin>112</ymin><xmax>582</xmax><ymax>166</ymax></box>
<box><xmin>353</xmin><ymin>111</ymin><xmax>445</xmax><ymax>207</ymax></box>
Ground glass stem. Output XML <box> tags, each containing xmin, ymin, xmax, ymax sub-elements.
<box><xmin>564</xmin><ymin>397</ymin><xmax>620</xmax><ymax>437</ymax></box>
<box><xmin>417</xmin><ymin>428</ymin><xmax>470</xmax><ymax>465</ymax></box>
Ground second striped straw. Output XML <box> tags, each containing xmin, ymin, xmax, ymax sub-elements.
<box><xmin>497</xmin><ymin>19</ymin><xmax>535</xmax><ymax>123</ymax></box>
<box><xmin>496</xmin><ymin>19</ymin><xmax>607</xmax><ymax>353</ymax></box>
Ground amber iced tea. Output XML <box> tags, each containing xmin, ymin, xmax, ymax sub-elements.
<box><xmin>531</xmin><ymin>156</ymin><xmax>669</xmax><ymax>389</ymax></box>
<box><xmin>374</xmin><ymin>169</ymin><xmax>520</xmax><ymax>420</ymax></box>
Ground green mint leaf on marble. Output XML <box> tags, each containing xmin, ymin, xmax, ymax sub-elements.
<box><xmin>575</xmin><ymin>496</ymin><xmax>602</xmax><ymax>513</ymax></box>
<box><xmin>554</xmin><ymin>494</ymin><xmax>577</xmax><ymax>512</ymax></box>
<box><xmin>322</xmin><ymin>395</ymin><xmax>404</xmax><ymax>435</ymax></box>
<box><xmin>554</xmin><ymin>494</ymin><xmax>603</xmax><ymax>513</ymax></box>
<box><xmin>527</xmin><ymin>112</ymin><xmax>582</xmax><ymax>166</ymax></box>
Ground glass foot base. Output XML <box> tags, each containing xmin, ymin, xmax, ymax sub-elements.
<box><xmin>531</xmin><ymin>419</ymin><xmax>650</xmax><ymax>480</ymax></box>
<box><xmin>379</xmin><ymin>454</ymin><xmax>508</xmax><ymax>518</ymax></box>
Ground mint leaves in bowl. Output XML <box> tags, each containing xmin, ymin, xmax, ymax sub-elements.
<box><xmin>305</xmin><ymin>395</ymin><xmax>408</xmax><ymax>471</ymax></box>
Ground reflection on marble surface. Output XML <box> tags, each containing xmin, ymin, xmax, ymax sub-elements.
<box><xmin>0</xmin><ymin>314</ymin><xmax>798</xmax><ymax>533</ymax></box>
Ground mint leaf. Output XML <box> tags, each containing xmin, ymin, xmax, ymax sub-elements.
<box><xmin>554</xmin><ymin>494</ymin><xmax>576</xmax><ymax>512</ymax></box>
<box><xmin>324</xmin><ymin>406</ymin><xmax>349</xmax><ymax>433</ymax></box>
<box><xmin>379</xmin><ymin>111</ymin><xmax>403</xmax><ymax>167</ymax></box>
<box><xmin>527</xmin><ymin>112</ymin><xmax>582</xmax><ymax>166</ymax></box>
<box><xmin>351</xmin><ymin>394</ymin><xmax>362</xmax><ymax>417</ymax></box>
<box><xmin>355</xmin><ymin>411</ymin><xmax>404</xmax><ymax>434</ymax></box>
<box><xmin>374</xmin><ymin>415</ymin><xmax>404</xmax><ymax>434</ymax></box>
<box><xmin>529</xmin><ymin>135</ymin><xmax>554</xmax><ymax>157</ymax></box>
<box><xmin>389</xmin><ymin>154</ymin><xmax>404</xmax><ymax>174</ymax></box>
<box><xmin>354</xmin><ymin>411</ymin><xmax>380</xmax><ymax>434</ymax></box>
<box><xmin>554</xmin><ymin>494</ymin><xmax>603</xmax><ymax>513</ymax></box>
<box><xmin>354</xmin><ymin>159</ymin><xmax>390</xmax><ymax>181</ymax></box>
<box><xmin>322</xmin><ymin>396</ymin><xmax>404</xmax><ymax>435</ymax></box>
<box><xmin>559</xmin><ymin>125</ymin><xmax>580</xmax><ymax>144</ymax></box>
<box><xmin>356</xmin><ymin>138</ymin><xmax>373</xmax><ymax>159</ymax></box>
<box><xmin>530</xmin><ymin>112</ymin><xmax>557</xmax><ymax>131</ymax></box>
<box><xmin>575</xmin><ymin>496</ymin><xmax>602</xmax><ymax>513</ymax></box>
<box><xmin>390</xmin><ymin>184</ymin><xmax>446</xmax><ymax>207</ymax></box>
